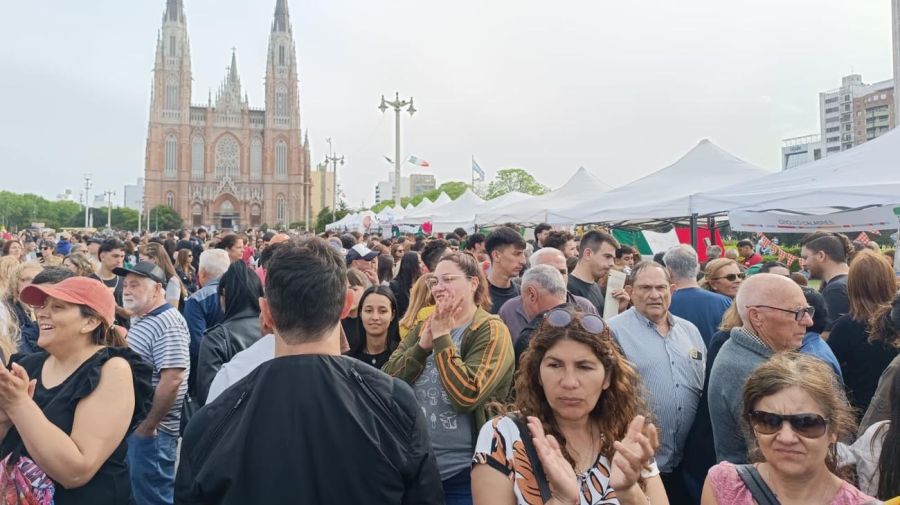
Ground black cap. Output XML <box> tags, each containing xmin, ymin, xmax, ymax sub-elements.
<box><xmin>346</xmin><ymin>244</ymin><xmax>379</xmax><ymax>263</ymax></box>
<box><xmin>113</xmin><ymin>261</ymin><xmax>167</xmax><ymax>285</ymax></box>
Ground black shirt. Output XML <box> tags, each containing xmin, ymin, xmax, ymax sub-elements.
<box><xmin>820</xmin><ymin>274</ymin><xmax>849</xmax><ymax>330</ymax></box>
<box><xmin>567</xmin><ymin>275</ymin><xmax>605</xmax><ymax>314</ymax></box>
<box><xmin>89</xmin><ymin>273</ymin><xmax>129</xmax><ymax>329</ymax></box>
<box><xmin>488</xmin><ymin>280</ymin><xmax>520</xmax><ymax>315</ymax></box>
<box><xmin>347</xmin><ymin>348</ymin><xmax>394</xmax><ymax>370</ymax></box>
<box><xmin>342</xmin><ymin>317</ymin><xmax>362</xmax><ymax>352</ymax></box>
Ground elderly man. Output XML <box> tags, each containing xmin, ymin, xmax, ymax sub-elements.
<box><xmin>665</xmin><ymin>245</ymin><xmax>731</xmax><ymax>345</ymax></box>
<box><xmin>708</xmin><ymin>273</ymin><xmax>814</xmax><ymax>464</ymax></box>
<box><xmin>499</xmin><ymin>247</ymin><xmax>595</xmax><ymax>344</ymax></box>
<box><xmin>117</xmin><ymin>261</ymin><xmax>191</xmax><ymax>505</ymax></box>
<box><xmin>607</xmin><ymin>261</ymin><xmax>705</xmax><ymax>502</ymax></box>
<box><xmin>346</xmin><ymin>243</ymin><xmax>380</xmax><ymax>285</ymax></box>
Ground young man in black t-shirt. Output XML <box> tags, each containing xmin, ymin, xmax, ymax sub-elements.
<box><xmin>89</xmin><ymin>238</ymin><xmax>129</xmax><ymax>328</ymax></box>
<box><xmin>568</xmin><ymin>230</ymin><xmax>630</xmax><ymax>314</ymax></box>
<box><xmin>485</xmin><ymin>227</ymin><xmax>526</xmax><ymax>314</ymax></box>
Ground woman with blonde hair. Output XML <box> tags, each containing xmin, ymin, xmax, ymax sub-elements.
<box><xmin>63</xmin><ymin>252</ymin><xmax>97</xmax><ymax>277</ymax></box>
<box><xmin>398</xmin><ymin>273</ymin><xmax>435</xmax><ymax>339</ymax></box>
<box><xmin>828</xmin><ymin>250</ymin><xmax>899</xmax><ymax>418</ymax></box>
<box><xmin>702</xmin><ymin>353</ymin><xmax>875</xmax><ymax>504</ymax></box>
<box><xmin>701</xmin><ymin>258</ymin><xmax>744</xmax><ymax>299</ymax></box>
<box><xmin>4</xmin><ymin>262</ymin><xmax>43</xmax><ymax>355</ymax></box>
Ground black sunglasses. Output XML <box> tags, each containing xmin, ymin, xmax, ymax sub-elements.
<box><xmin>543</xmin><ymin>309</ymin><xmax>606</xmax><ymax>334</ymax></box>
<box><xmin>748</xmin><ymin>305</ymin><xmax>815</xmax><ymax>322</ymax></box>
<box><xmin>748</xmin><ymin>410</ymin><xmax>829</xmax><ymax>439</ymax></box>
<box><xmin>712</xmin><ymin>273</ymin><xmax>745</xmax><ymax>282</ymax></box>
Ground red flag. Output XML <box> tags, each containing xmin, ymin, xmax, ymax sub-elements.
<box><xmin>855</xmin><ymin>232</ymin><xmax>870</xmax><ymax>245</ymax></box>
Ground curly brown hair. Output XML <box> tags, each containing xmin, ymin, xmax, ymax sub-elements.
<box><xmin>512</xmin><ymin>312</ymin><xmax>648</xmax><ymax>465</ymax></box>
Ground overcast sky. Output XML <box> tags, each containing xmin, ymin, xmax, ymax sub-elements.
<box><xmin>0</xmin><ymin>0</ymin><xmax>893</xmax><ymax>207</ymax></box>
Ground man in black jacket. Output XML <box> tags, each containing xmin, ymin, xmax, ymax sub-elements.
<box><xmin>175</xmin><ymin>238</ymin><xmax>443</xmax><ymax>505</ymax></box>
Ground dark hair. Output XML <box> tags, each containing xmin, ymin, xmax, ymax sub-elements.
<box><xmin>800</xmin><ymin>232</ymin><xmax>853</xmax><ymax>264</ymax></box>
<box><xmin>630</xmin><ymin>260</ymin><xmax>671</xmax><ymax>284</ymax></box>
<box><xmin>2</xmin><ymin>239</ymin><xmax>21</xmax><ymax>256</ymax></box>
<box><xmin>339</xmin><ymin>234</ymin><xmax>355</xmax><ymax>250</ymax></box>
<box><xmin>32</xmin><ymin>266</ymin><xmax>76</xmax><ymax>285</ymax></box>
<box><xmin>615</xmin><ymin>246</ymin><xmax>635</xmax><ymax>259</ymax></box>
<box><xmin>652</xmin><ymin>252</ymin><xmax>666</xmax><ymax>266</ymax></box>
<box><xmin>377</xmin><ymin>254</ymin><xmax>394</xmax><ymax>284</ymax></box>
<box><xmin>216</xmin><ymin>234</ymin><xmax>244</xmax><ymax>251</ymax></box>
<box><xmin>485</xmin><ymin>227</ymin><xmax>526</xmax><ymax>256</ymax></box>
<box><xmin>543</xmin><ymin>231</ymin><xmax>574</xmax><ymax>252</ymax></box>
<box><xmin>801</xmin><ymin>287</ymin><xmax>829</xmax><ymax>334</ymax></box>
<box><xmin>258</xmin><ymin>241</ymin><xmax>286</xmax><ymax>270</ymax></box>
<box><xmin>265</xmin><ymin>238</ymin><xmax>347</xmax><ymax>343</ymax></box>
<box><xmin>445</xmin><ymin>233</ymin><xmax>460</xmax><ymax>243</ymax></box>
<box><xmin>351</xmin><ymin>286</ymin><xmax>401</xmax><ymax>356</ymax></box>
<box><xmin>79</xmin><ymin>305</ymin><xmax>126</xmax><ymax>347</ymax></box>
<box><xmin>395</xmin><ymin>252</ymin><xmax>422</xmax><ymax>297</ymax></box>
<box><xmin>534</xmin><ymin>223</ymin><xmax>552</xmax><ymax>241</ymax></box>
<box><xmin>99</xmin><ymin>238</ymin><xmax>125</xmax><ymax>254</ymax></box>
<box><xmin>578</xmin><ymin>230</ymin><xmax>619</xmax><ymax>257</ymax></box>
<box><xmin>758</xmin><ymin>261</ymin><xmax>788</xmax><ymax>273</ymax></box>
<box><xmin>453</xmin><ymin>228</ymin><xmax>467</xmax><ymax>238</ymax></box>
<box><xmin>218</xmin><ymin>260</ymin><xmax>264</xmax><ymax>320</ymax></box>
<box><xmin>420</xmin><ymin>239</ymin><xmax>449</xmax><ymax>272</ymax></box>
<box><xmin>465</xmin><ymin>233</ymin><xmax>485</xmax><ymax>252</ymax></box>
<box><xmin>869</xmin><ymin>293</ymin><xmax>900</xmax><ymax>347</ymax></box>
<box><xmin>737</xmin><ymin>239</ymin><xmax>754</xmax><ymax>249</ymax></box>
<box><xmin>876</xmin><ymin>366</ymin><xmax>900</xmax><ymax>498</ymax></box>
<box><xmin>847</xmin><ymin>251</ymin><xmax>896</xmax><ymax>324</ymax></box>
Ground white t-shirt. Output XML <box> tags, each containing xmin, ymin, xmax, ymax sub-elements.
<box><xmin>206</xmin><ymin>333</ymin><xmax>275</xmax><ymax>404</ymax></box>
<box><xmin>165</xmin><ymin>276</ymin><xmax>183</xmax><ymax>306</ymax></box>
<box><xmin>837</xmin><ymin>420</ymin><xmax>888</xmax><ymax>496</ymax></box>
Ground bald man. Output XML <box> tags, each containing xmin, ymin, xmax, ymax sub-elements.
<box><xmin>707</xmin><ymin>274</ymin><xmax>814</xmax><ymax>463</ymax></box>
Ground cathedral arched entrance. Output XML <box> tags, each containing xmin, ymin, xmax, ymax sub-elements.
<box><xmin>213</xmin><ymin>195</ymin><xmax>240</xmax><ymax>230</ymax></box>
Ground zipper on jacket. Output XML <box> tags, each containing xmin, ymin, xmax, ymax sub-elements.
<box><xmin>196</xmin><ymin>390</ymin><xmax>249</xmax><ymax>461</ymax></box>
<box><xmin>350</xmin><ymin>368</ymin><xmax>406</xmax><ymax>435</ymax></box>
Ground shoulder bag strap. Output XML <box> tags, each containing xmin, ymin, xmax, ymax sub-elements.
<box><xmin>735</xmin><ymin>464</ymin><xmax>781</xmax><ymax>505</ymax></box>
<box><xmin>511</xmin><ymin>415</ymin><xmax>552</xmax><ymax>504</ymax></box>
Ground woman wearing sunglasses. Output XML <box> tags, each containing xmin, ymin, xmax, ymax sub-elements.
<box><xmin>702</xmin><ymin>352</ymin><xmax>875</xmax><ymax>504</ymax></box>
<box><xmin>702</xmin><ymin>258</ymin><xmax>744</xmax><ymax>299</ymax></box>
<box><xmin>472</xmin><ymin>309</ymin><xmax>668</xmax><ymax>505</ymax></box>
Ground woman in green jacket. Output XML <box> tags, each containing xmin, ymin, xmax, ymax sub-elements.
<box><xmin>383</xmin><ymin>251</ymin><xmax>514</xmax><ymax>505</ymax></box>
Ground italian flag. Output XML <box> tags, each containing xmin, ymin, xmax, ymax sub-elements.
<box><xmin>407</xmin><ymin>155</ymin><xmax>430</xmax><ymax>168</ymax></box>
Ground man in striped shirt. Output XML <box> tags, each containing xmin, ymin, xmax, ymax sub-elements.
<box><xmin>117</xmin><ymin>261</ymin><xmax>190</xmax><ymax>505</ymax></box>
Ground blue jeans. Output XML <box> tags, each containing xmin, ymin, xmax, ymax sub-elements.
<box><xmin>442</xmin><ymin>469</ymin><xmax>473</xmax><ymax>505</ymax></box>
<box><xmin>127</xmin><ymin>431</ymin><xmax>178</xmax><ymax>505</ymax></box>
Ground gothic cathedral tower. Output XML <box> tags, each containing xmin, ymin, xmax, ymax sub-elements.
<box><xmin>144</xmin><ymin>0</ymin><xmax>311</xmax><ymax>230</ymax></box>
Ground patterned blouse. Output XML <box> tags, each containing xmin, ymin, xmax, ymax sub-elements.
<box><xmin>473</xmin><ymin>415</ymin><xmax>660</xmax><ymax>505</ymax></box>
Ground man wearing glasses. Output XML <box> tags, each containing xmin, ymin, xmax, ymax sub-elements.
<box><xmin>37</xmin><ymin>240</ymin><xmax>63</xmax><ymax>266</ymax></box>
<box><xmin>708</xmin><ymin>273</ymin><xmax>814</xmax><ymax>465</ymax></box>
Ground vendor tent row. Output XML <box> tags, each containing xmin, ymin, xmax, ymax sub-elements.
<box><xmin>328</xmin><ymin>127</ymin><xmax>900</xmax><ymax>233</ymax></box>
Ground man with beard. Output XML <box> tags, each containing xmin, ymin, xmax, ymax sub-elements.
<box><xmin>800</xmin><ymin>231</ymin><xmax>853</xmax><ymax>332</ymax></box>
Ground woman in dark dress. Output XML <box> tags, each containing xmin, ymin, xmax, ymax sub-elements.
<box><xmin>389</xmin><ymin>251</ymin><xmax>425</xmax><ymax>320</ymax></box>
<box><xmin>0</xmin><ymin>276</ymin><xmax>151</xmax><ymax>504</ymax></box>
<box><xmin>347</xmin><ymin>286</ymin><xmax>401</xmax><ymax>370</ymax></box>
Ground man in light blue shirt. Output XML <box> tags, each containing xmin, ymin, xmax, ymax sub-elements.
<box><xmin>608</xmin><ymin>261</ymin><xmax>705</xmax><ymax>503</ymax></box>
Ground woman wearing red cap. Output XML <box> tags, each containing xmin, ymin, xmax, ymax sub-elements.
<box><xmin>0</xmin><ymin>276</ymin><xmax>152</xmax><ymax>504</ymax></box>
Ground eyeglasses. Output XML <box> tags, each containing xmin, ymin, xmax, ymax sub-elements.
<box><xmin>542</xmin><ymin>308</ymin><xmax>606</xmax><ymax>334</ymax></box>
<box><xmin>425</xmin><ymin>274</ymin><xmax>470</xmax><ymax>289</ymax></box>
<box><xmin>712</xmin><ymin>273</ymin><xmax>745</xmax><ymax>282</ymax></box>
<box><xmin>748</xmin><ymin>305</ymin><xmax>815</xmax><ymax>322</ymax></box>
<box><xmin>41</xmin><ymin>246</ymin><xmax>53</xmax><ymax>250</ymax></box>
<box><xmin>748</xmin><ymin>410</ymin><xmax>829</xmax><ymax>438</ymax></box>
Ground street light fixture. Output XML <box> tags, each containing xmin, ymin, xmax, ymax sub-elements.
<box><xmin>379</xmin><ymin>92</ymin><xmax>416</xmax><ymax>207</ymax></box>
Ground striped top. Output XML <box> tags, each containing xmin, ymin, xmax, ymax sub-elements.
<box><xmin>128</xmin><ymin>303</ymin><xmax>191</xmax><ymax>436</ymax></box>
<box><xmin>608</xmin><ymin>307</ymin><xmax>706</xmax><ymax>473</ymax></box>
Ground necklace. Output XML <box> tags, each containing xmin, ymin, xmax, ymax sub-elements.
<box><xmin>574</xmin><ymin>427</ymin><xmax>598</xmax><ymax>477</ymax></box>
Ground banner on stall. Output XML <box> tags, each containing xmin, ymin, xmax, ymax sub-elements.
<box><xmin>755</xmin><ymin>233</ymin><xmax>798</xmax><ymax>268</ymax></box>
<box><xmin>729</xmin><ymin>205</ymin><xmax>900</xmax><ymax>233</ymax></box>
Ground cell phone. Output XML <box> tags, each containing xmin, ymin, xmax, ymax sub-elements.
<box><xmin>703</xmin><ymin>237</ymin><xmax>712</xmax><ymax>247</ymax></box>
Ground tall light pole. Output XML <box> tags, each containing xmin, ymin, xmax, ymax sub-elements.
<box><xmin>324</xmin><ymin>144</ymin><xmax>344</xmax><ymax>224</ymax></box>
<box><xmin>379</xmin><ymin>92</ymin><xmax>416</xmax><ymax>206</ymax></box>
<box><xmin>104</xmin><ymin>190</ymin><xmax>116</xmax><ymax>229</ymax></box>
<box><xmin>82</xmin><ymin>174</ymin><xmax>93</xmax><ymax>228</ymax></box>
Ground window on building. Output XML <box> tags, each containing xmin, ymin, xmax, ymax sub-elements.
<box><xmin>250</xmin><ymin>138</ymin><xmax>262</xmax><ymax>180</ymax></box>
<box><xmin>215</xmin><ymin>135</ymin><xmax>240</xmax><ymax>179</ymax></box>
<box><xmin>166</xmin><ymin>192</ymin><xmax>175</xmax><ymax>208</ymax></box>
<box><xmin>165</xmin><ymin>135</ymin><xmax>178</xmax><ymax>177</ymax></box>
<box><xmin>191</xmin><ymin>136</ymin><xmax>204</xmax><ymax>178</ymax></box>
<box><xmin>276</xmin><ymin>86</ymin><xmax>288</xmax><ymax>117</ymax></box>
<box><xmin>275</xmin><ymin>140</ymin><xmax>287</xmax><ymax>178</ymax></box>
<box><xmin>279</xmin><ymin>46</ymin><xmax>285</xmax><ymax>66</ymax></box>
<box><xmin>276</xmin><ymin>195</ymin><xmax>286</xmax><ymax>223</ymax></box>
<box><xmin>843</xmin><ymin>104</ymin><xmax>850</xmax><ymax>112</ymax></box>
<box><xmin>165</xmin><ymin>77</ymin><xmax>178</xmax><ymax>110</ymax></box>
<box><xmin>170</xmin><ymin>36</ymin><xmax>176</xmax><ymax>58</ymax></box>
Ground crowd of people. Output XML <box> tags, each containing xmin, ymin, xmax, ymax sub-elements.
<box><xmin>0</xmin><ymin>224</ymin><xmax>898</xmax><ymax>504</ymax></box>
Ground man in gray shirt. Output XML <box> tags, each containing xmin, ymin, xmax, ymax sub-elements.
<box><xmin>708</xmin><ymin>274</ymin><xmax>813</xmax><ymax>464</ymax></box>
<box><xmin>608</xmin><ymin>261</ymin><xmax>705</xmax><ymax>503</ymax></box>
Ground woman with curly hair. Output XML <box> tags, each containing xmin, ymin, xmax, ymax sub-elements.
<box><xmin>63</xmin><ymin>252</ymin><xmax>98</xmax><ymax>277</ymax></box>
<box><xmin>471</xmin><ymin>309</ymin><xmax>667</xmax><ymax>505</ymax></box>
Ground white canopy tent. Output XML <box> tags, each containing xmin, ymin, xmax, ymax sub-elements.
<box><xmin>402</xmin><ymin>190</ymin><xmax>486</xmax><ymax>232</ymax></box>
<box><xmin>400</xmin><ymin>193</ymin><xmax>452</xmax><ymax>221</ymax></box>
<box><xmin>554</xmin><ymin>139</ymin><xmax>774</xmax><ymax>224</ymax></box>
<box><xmin>475</xmin><ymin>167</ymin><xmax>613</xmax><ymax>225</ymax></box>
<box><xmin>691</xmin><ymin>128</ymin><xmax>900</xmax><ymax>215</ymax></box>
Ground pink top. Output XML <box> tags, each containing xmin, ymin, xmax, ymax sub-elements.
<box><xmin>708</xmin><ymin>462</ymin><xmax>877</xmax><ymax>505</ymax></box>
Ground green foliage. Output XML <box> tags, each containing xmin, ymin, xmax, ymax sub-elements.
<box><xmin>485</xmin><ymin>169</ymin><xmax>549</xmax><ymax>200</ymax></box>
<box><xmin>315</xmin><ymin>202</ymin><xmax>351</xmax><ymax>233</ymax></box>
<box><xmin>0</xmin><ymin>191</ymin><xmax>84</xmax><ymax>230</ymax></box>
<box><xmin>148</xmin><ymin>205</ymin><xmax>184</xmax><ymax>231</ymax></box>
<box><xmin>369</xmin><ymin>181</ymin><xmax>470</xmax><ymax>213</ymax></box>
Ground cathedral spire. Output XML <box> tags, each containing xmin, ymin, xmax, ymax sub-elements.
<box><xmin>164</xmin><ymin>0</ymin><xmax>185</xmax><ymax>24</ymax></box>
<box><xmin>229</xmin><ymin>48</ymin><xmax>239</xmax><ymax>84</ymax></box>
<box><xmin>273</xmin><ymin>0</ymin><xmax>291</xmax><ymax>33</ymax></box>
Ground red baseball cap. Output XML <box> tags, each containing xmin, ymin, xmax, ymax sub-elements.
<box><xmin>20</xmin><ymin>277</ymin><xmax>116</xmax><ymax>327</ymax></box>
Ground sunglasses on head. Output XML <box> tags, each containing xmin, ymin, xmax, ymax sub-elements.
<box><xmin>542</xmin><ymin>308</ymin><xmax>606</xmax><ymax>334</ymax></box>
<box><xmin>713</xmin><ymin>273</ymin><xmax>745</xmax><ymax>282</ymax></box>
<box><xmin>748</xmin><ymin>410</ymin><xmax>829</xmax><ymax>438</ymax></box>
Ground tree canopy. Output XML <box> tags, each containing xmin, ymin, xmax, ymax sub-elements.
<box><xmin>485</xmin><ymin>168</ymin><xmax>550</xmax><ymax>200</ymax></box>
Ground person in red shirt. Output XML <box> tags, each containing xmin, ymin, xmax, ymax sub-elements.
<box><xmin>737</xmin><ymin>239</ymin><xmax>762</xmax><ymax>268</ymax></box>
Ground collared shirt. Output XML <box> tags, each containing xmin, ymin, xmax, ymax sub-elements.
<box><xmin>498</xmin><ymin>292</ymin><xmax>598</xmax><ymax>344</ymax></box>
<box><xmin>608</xmin><ymin>307</ymin><xmax>706</xmax><ymax>473</ymax></box>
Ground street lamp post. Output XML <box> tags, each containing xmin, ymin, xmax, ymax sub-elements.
<box><xmin>379</xmin><ymin>92</ymin><xmax>416</xmax><ymax>206</ymax></box>
<box><xmin>82</xmin><ymin>174</ymin><xmax>93</xmax><ymax>228</ymax></box>
<box><xmin>324</xmin><ymin>148</ymin><xmax>344</xmax><ymax>224</ymax></box>
<box><xmin>104</xmin><ymin>190</ymin><xmax>116</xmax><ymax>230</ymax></box>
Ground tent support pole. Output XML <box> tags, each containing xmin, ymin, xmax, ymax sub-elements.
<box><xmin>690</xmin><ymin>213</ymin><xmax>699</xmax><ymax>250</ymax></box>
<box><xmin>707</xmin><ymin>216</ymin><xmax>716</xmax><ymax>244</ymax></box>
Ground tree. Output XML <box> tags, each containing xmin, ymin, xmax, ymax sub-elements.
<box><xmin>369</xmin><ymin>181</ymin><xmax>471</xmax><ymax>213</ymax></box>
<box><xmin>148</xmin><ymin>205</ymin><xmax>184</xmax><ymax>231</ymax></box>
<box><xmin>315</xmin><ymin>202</ymin><xmax>350</xmax><ymax>233</ymax></box>
<box><xmin>485</xmin><ymin>169</ymin><xmax>549</xmax><ymax>200</ymax></box>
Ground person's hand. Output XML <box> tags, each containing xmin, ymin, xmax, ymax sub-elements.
<box><xmin>612</xmin><ymin>288</ymin><xmax>630</xmax><ymax>312</ymax></box>
<box><xmin>418</xmin><ymin>319</ymin><xmax>435</xmax><ymax>351</ymax></box>
<box><xmin>527</xmin><ymin>416</ymin><xmax>580</xmax><ymax>505</ymax></box>
<box><xmin>133</xmin><ymin>421</ymin><xmax>157</xmax><ymax>438</ymax></box>
<box><xmin>429</xmin><ymin>290</ymin><xmax>463</xmax><ymax>338</ymax></box>
<box><xmin>609</xmin><ymin>415</ymin><xmax>658</xmax><ymax>493</ymax></box>
<box><xmin>0</xmin><ymin>363</ymin><xmax>37</xmax><ymax>413</ymax></box>
<box><xmin>363</xmin><ymin>266</ymin><xmax>379</xmax><ymax>286</ymax></box>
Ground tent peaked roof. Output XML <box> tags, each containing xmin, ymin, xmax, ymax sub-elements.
<box><xmin>692</xmin><ymin>128</ymin><xmax>900</xmax><ymax>214</ymax></box>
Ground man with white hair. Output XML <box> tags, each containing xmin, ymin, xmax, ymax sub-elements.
<box><xmin>183</xmin><ymin>249</ymin><xmax>231</xmax><ymax>363</ymax></box>
<box><xmin>498</xmin><ymin>247</ymin><xmax>596</xmax><ymax>345</ymax></box>
<box><xmin>665</xmin><ymin>244</ymin><xmax>731</xmax><ymax>345</ymax></box>
<box><xmin>707</xmin><ymin>273</ymin><xmax>814</xmax><ymax>463</ymax></box>
<box><xmin>116</xmin><ymin>261</ymin><xmax>190</xmax><ymax>505</ymax></box>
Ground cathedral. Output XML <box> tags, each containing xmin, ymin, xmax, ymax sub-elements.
<box><xmin>143</xmin><ymin>0</ymin><xmax>311</xmax><ymax>230</ymax></box>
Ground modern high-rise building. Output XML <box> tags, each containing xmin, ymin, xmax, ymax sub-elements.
<box><xmin>409</xmin><ymin>173</ymin><xmax>436</xmax><ymax>197</ymax></box>
<box><xmin>781</xmin><ymin>135</ymin><xmax>823</xmax><ymax>169</ymax></box>
<box><xmin>819</xmin><ymin>74</ymin><xmax>894</xmax><ymax>155</ymax></box>
<box><xmin>143</xmin><ymin>0</ymin><xmax>312</xmax><ymax>230</ymax></box>
<box><xmin>123</xmin><ymin>178</ymin><xmax>144</xmax><ymax>212</ymax></box>
<box><xmin>308</xmin><ymin>162</ymin><xmax>336</xmax><ymax>221</ymax></box>
<box><xmin>373</xmin><ymin>172</ymin><xmax>436</xmax><ymax>203</ymax></box>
